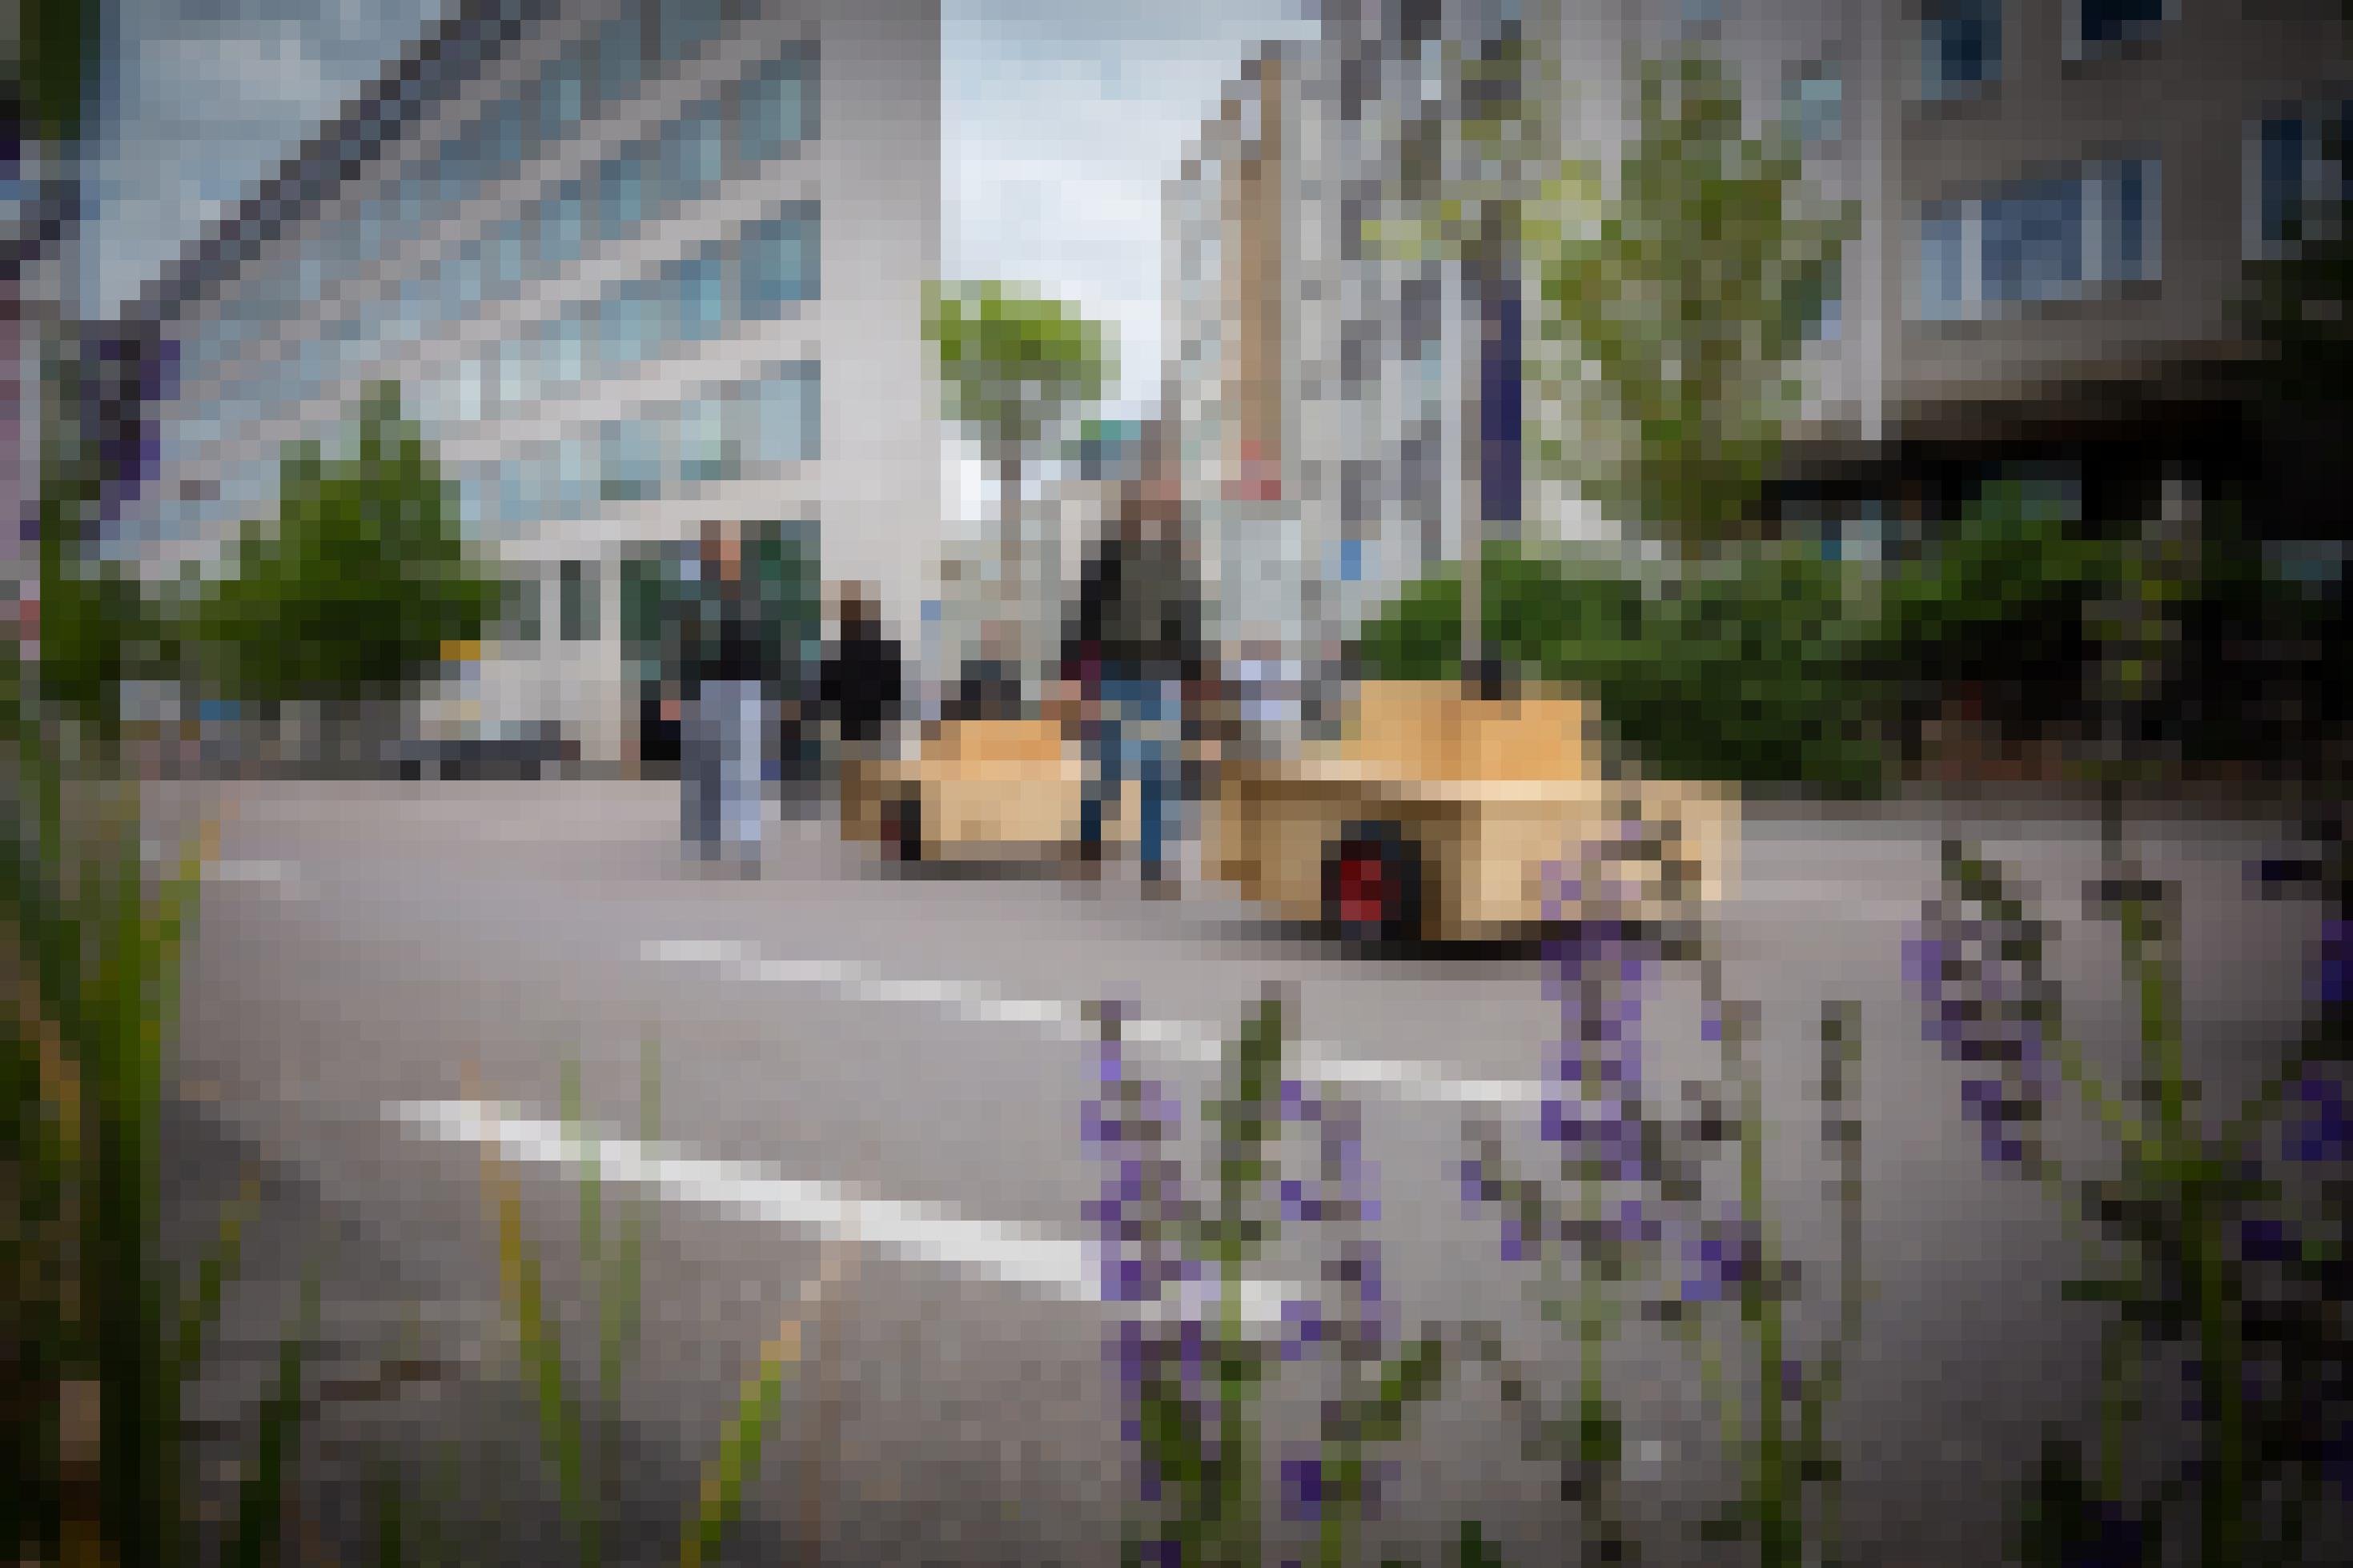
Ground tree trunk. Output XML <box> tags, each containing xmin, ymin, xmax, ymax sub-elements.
<box><xmin>998</xmin><ymin>455</ymin><xmax>1024</xmax><ymax>684</ymax></box>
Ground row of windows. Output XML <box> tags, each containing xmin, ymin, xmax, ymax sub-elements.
<box><xmin>172</xmin><ymin>207</ymin><xmax>817</xmax><ymax>455</ymax></box>
<box><xmin>1922</xmin><ymin>1</ymin><xmax>2170</xmax><ymax>102</ymax></box>
<box><xmin>160</xmin><ymin>362</ymin><xmax>815</xmax><ymax>549</ymax></box>
<box><xmin>1911</xmin><ymin>94</ymin><xmax>2349</xmax><ymax>321</ymax></box>
<box><xmin>414</xmin><ymin>209</ymin><xmax>817</xmax><ymax>427</ymax></box>
<box><xmin>451</xmin><ymin>364</ymin><xmax>820</xmax><ymax>535</ymax></box>
<box><xmin>1917</xmin><ymin>158</ymin><xmax>2157</xmax><ymax>319</ymax></box>
<box><xmin>182</xmin><ymin>35</ymin><xmax>812</xmax><ymax>387</ymax></box>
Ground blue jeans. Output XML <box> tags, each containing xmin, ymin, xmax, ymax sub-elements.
<box><xmin>1081</xmin><ymin>676</ymin><xmax>1181</xmax><ymax>873</ymax></box>
<box><xmin>683</xmin><ymin>680</ymin><xmax>766</xmax><ymax>861</ymax></box>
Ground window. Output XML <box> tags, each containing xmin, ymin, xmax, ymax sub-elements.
<box><xmin>497</xmin><ymin>335</ymin><xmax>531</xmax><ymax>412</ymax></box>
<box><xmin>533</xmin><ymin>182</ymin><xmax>582</xmax><ymax>268</ymax></box>
<box><xmin>1786</xmin><ymin>61</ymin><xmax>1844</xmax><ymax>150</ymax></box>
<box><xmin>488</xmin><ymin>219</ymin><xmax>527</xmax><ymax>294</ymax></box>
<box><xmin>600</xmin><ymin>420</ymin><xmax>660</xmax><ymax>502</ymax></box>
<box><xmin>611</xmin><ymin>279</ymin><xmax>657</xmax><ymax>366</ymax></box>
<box><xmin>505</xmin><ymin>571</ymin><xmax>542</xmax><ymax>644</ymax></box>
<box><xmin>595</xmin><ymin>149</ymin><xmax>648</xmax><ymax>240</ymax></box>
<box><xmin>448</xmin><ymin>245</ymin><xmax>486</xmax><ymax>312</ymax></box>
<box><xmin>549</xmin><ymin>314</ymin><xmax>584</xmax><ymax>391</ymax></box>
<box><xmin>657</xmin><ymin>0</ymin><xmax>724</xmax><ymax>64</ymax></box>
<box><xmin>663</xmin><ymin>101</ymin><xmax>727</xmax><ymax>199</ymax></box>
<box><xmin>1922</xmin><ymin>0</ymin><xmax>2000</xmax><ymax>101</ymax></box>
<box><xmin>2251</xmin><ymin>100</ymin><xmax>2351</xmax><ymax>259</ymax></box>
<box><xmin>739</xmin><ymin>207</ymin><xmax>817</xmax><ymax>318</ymax></box>
<box><xmin>484</xmin><ymin>98</ymin><xmax>527</xmax><ymax>183</ymax></box>
<box><xmin>560</xmin><ymin>559</ymin><xmax>599</xmax><ymax>642</ymax></box>
<box><xmin>674</xmin><ymin>253</ymin><xmax>725</xmax><ymax>341</ymax></box>
<box><xmin>558</xmin><ymin>438</ymin><xmax>592</xmax><ymax>514</ymax></box>
<box><xmin>536</xmin><ymin>48</ymin><xmax>585</xmax><ymax>148</ymax></box>
<box><xmin>592</xmin><ymin>14</ymin><xmax>642</xmax><ymax>116</ymax></box>
<box><xmin>738</xmin><ymin>50</ymin><xmax>813</xmax><ymax>163</ymax></box>
<box><xmin>678</xmin><ymin>397</ymin><xmax>737</xmax><ymax>483</ymax></box>
<box><xmin>1915</xmin><ymin>158</ymin><xmax>2157</xmax><ymax>319</ymax></box>
<box><xmin>750</xmin><ymin>364</ymin><xmax>819</xmax><ymax>463</ymax></box>
<box><xmin>2068</xmin><ymin>0</ymin><xmax>2167</xmax><ymax>60</ymax></box>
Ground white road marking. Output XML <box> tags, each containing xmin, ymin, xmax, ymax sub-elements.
<box><xmin>203</xmin><ymin>859</ymin><xmax>311</xmax><ymax>899</ymax></box>
<box><xmin>638</xmin><ymin>939</ymin><xmax>1547</xmax><ymax>1109</ymax></box>
<box><xmin>386</xmin><ymin>1097</ymin><xmax>1303</xmax><ymax>1329</ymax></box>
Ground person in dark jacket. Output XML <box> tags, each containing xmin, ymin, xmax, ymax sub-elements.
<box><xmin>1057</xmin><ymin>480</ymin><xmax>1211</xmax><ymax>894</ymax></box>
<box><xmin>819</xmin><ymin>583</ymin><xmax>906</xmax><ymax>756</ymax></box>
<box><xmin>677</xmin><ymin>520</ymin><xmax>774</xmax><ymax>875</ymax></box>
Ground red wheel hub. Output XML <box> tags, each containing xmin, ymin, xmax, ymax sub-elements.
<box><xmin>1337</xmin><ymin>848</ymin><xmax>1389</xmax><ymax>928</ymax></box>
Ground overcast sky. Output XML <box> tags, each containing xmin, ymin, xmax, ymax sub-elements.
<box><xmin>88</xmin><ymin>0</ymin><xmax>1319</xmax><ymax>417</ymax></box>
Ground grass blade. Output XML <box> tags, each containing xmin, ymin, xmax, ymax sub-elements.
<box><xmin>680</xmin><ymin>1317</ymin><xmax>802</xmax><ymax>1567</ymax></box>
<box><xmin>375</xmin><ymin>1456</ymin><xmax>405</xmax><ymax>1568</ymax></box>
<box><xmin>228</xmin><ymin>1269</ymin><xmax>320</xmax><ymax>1568</ymax></box>
<box><xmin>680</xmin><ymin>1239</ymin><xmax>850</xmax><ymax>1568</ymax></box>
<box><xmin>471</xmin><ymin>1088</ymin><xmax>592</xmax><ymax>1562</ymax></box>
<box><xmin>176</xmin><ymin>1169</ymin><xmax>261</xmax><ymax>1383</ymax></box>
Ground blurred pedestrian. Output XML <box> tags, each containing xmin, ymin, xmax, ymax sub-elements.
<box><xmin>1057</xmin><ymin>480</ymin><xmax>1210</xmax><ymax>897</ymax></box>
<box><xmin>820</xmin><ymin>582</ymin><xmax>907</xmax><ymax>764</ymax></box>
<box><xmin>677</xmin><ymin>520</ymin><xmax>771</xmax><ymax>876</ymax></box>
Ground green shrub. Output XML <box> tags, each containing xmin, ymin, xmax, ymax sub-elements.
<box><xmin>1355</xmin><ymin>540</ymin><xmax>1887</xmax><ymax>793</ymax></box>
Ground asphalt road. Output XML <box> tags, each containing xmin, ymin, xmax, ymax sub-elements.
<box><xmin>152</xmin><ymin>776</ymin><xmax>2335</xmax><ymax>1566</ymax></box>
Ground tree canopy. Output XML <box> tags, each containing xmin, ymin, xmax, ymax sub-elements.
<box><xmin>1528</xmin><ymin>48</ymin><xmax>1853</xmax><ymax>557</ymax></box>
<box><xmin>922</xmin><ymin>280</ymin><xmax>1116</xmax><ymax>470</ymax></box>
<box><xmin>190</xmin><ymin>382</ymin><xmax>501</xmax><ymax>707</ymax></box>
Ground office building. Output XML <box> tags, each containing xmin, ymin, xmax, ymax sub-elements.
<box><xmin>117</xmin><ymin>0</ymin><xmax>942</xmax><ymax>767</ymax></box>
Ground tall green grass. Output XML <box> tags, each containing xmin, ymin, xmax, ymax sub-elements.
<box><xmin>4</xmin><ymin>645</ymin><xmax>324</xmax><ymax>1567</ymax></box>
<box><xmin>467</xmin><ymin>1040</ymin><xmax>841</xmax><ymax>1568</ymax></box>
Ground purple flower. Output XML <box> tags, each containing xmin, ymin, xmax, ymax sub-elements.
<box><xmin>1280</xmin><ymin>1453</ymin><xmax>1327</xmax><ymax>1523</ymax></box>
<box><xmin>2287</xmin><ymin>1073</ymin><xmax>2349</xmax><ymax>1165</ymax></box>
<box><xmin>2239</xmin><ymin>1216</ymin><xmax>2296</xmax><ymax>1265</ymax></box>
<box><xmin>1541</xmin><ymin>918</ymin><xmax>1658</xmax><ymax>1193</ymax></box>
<box><xmin>1082</xmin><ymin>1017</ymin><xmax>1198</xmax><ymax>1308</ymax></box>
<box><xmin>1278</xmin><ymin>1296</ymin><xmax>1331</xmax><ymax>1362</ymax></box>
<box><xmin>1680</xmin><ymin>1213</ymin><xmax>1761</xmax><ymax>1305</ymax></box>
<box><xmin>2319</xmin><ymin>917</ymin><xmax>2350</xmax><ymax>1010</ymax></box>
<box><xmin>1909</xmin><ymin>882</ymin><xmax>2058</xmax><ymax>1174</ymax></box>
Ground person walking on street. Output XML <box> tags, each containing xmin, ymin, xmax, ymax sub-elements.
<box><xmin>1057</xmin><ymin>480</ymin><xmax>1211</xmax><ymax>897</ymax></box>
<box><xmin>677</xmin><ymin>520</ymin><xmax>773</xmax><ymax>876</ymax></box>
<box><xmin>820</xmin><ymin>582</ymin><xmax>907</xmax><ymax>764</ymax></box>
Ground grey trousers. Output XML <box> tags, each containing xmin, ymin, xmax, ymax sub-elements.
<box><xmin>682</xmin><ymin>680</ymin><xmax>767</xmax><ymax>860</ymax></box>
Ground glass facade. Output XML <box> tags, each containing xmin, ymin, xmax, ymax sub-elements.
<box><xmin>155</xmin><ymin>12</ymin><xmax>821</xmax><ymax>550</ymax></box>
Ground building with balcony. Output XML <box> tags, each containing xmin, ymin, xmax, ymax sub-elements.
<box><xmin>1168</xmin><ymin>0</ymin><xmax>2350</xmax><ymax>649</ymax></box>
<box><xmin>114</xmin><ymin>0</ymin><xmax>942</xmax><ymax>768</ymax></box>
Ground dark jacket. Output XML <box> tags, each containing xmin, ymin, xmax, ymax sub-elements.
<box><xmin>1058</xmin><ymin>529</ymin><xmax>1209</xmax><ymax>689</ymax></box>
<box><xmin>820</xmin><ymin>623</ymin><xmax>906</xmax><ymax>743</ymax></box>
<box><xmin>681</xmin><ymin>579</ymin><xmax>774</xmax><ymax>700</ymax></box>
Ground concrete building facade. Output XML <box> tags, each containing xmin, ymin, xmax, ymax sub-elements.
<box><xmin>1166</xmin><ymin>0</ymin><xmax>2351</xmax><ymax>648</ymax></box>
<box><xmin>116</xmin><ymin>0</ymin><xmax>941</xmax><ymax>767</ymax></box>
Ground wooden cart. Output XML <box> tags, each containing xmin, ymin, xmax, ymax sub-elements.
<box><xmin>1211</xmin><ymin>681</ymin><xmax>1738</xmax><ymax>944</ymax></box>
<box><xmin>838</xmin><ymin>716</ymin><xmax>1138</xmax><ymax>864</ymax></box>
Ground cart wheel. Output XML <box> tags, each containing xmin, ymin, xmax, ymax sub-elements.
<box><xmin>885</xmin><ymin>791</ymin><xmax>926</xmax><ymax>864</ymax></box>
<box><xmin>1323</xmin><ymin>821</ymin><xmax>1424</xmax><ymax>948</ymax></box>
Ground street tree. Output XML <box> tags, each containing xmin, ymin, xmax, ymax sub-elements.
<box><xmin>922</xmin><ymin>280</ymin><xmax>1114</xmax><ymax>674</ymax></box>
<box><xmin>191</xmin><ymin>381</ymin><xmax>501</xmax><ymax>721</ymax></box>
<box><xmin>1528</xmin><ymin>48</ymin><xmax>1853</xmax><ymax>559</ymax></box>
